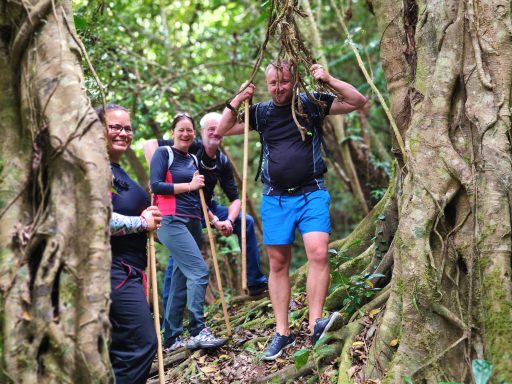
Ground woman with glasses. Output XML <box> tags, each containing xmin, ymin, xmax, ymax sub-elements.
<box><xmin>150</xmin><ymin>113</ymin><xmax>226</xmax><ymax>352</ymax></box>
<box><xmin>97</xmin><ymin>104</ymin><xmax>161</xmax><ymax>384</ymax></box>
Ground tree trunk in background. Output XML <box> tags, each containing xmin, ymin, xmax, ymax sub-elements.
<box><xmin>0</xmin><ymin>1</ymin><xmax>111</xmax><ymax>382</ymax></box>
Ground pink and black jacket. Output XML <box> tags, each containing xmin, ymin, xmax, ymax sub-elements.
<box><xmin>149</xmin><ymin>146</ymin><xmax>202</xmax><ymax>220</ymax></box>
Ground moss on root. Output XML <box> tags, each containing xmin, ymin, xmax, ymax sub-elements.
<box><xmin>480</xmin><ymin>269</ymin><xmax>512</xmax><ymax>383</ymax></box>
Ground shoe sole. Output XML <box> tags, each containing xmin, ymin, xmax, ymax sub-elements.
<box><xmin>261</xmin><ymin>340</ymin><xmax>296</xmax><ymax>361</ymax></box>
<box><xmin>164</xmin><ymin>345</ymin><xmax>184</xmax><ymax>353</ymax></box>
<box><xmin>317</xmin><ymin>311</ymin><xmax>342</xmax><ymax>343</ymax></box>
<box><xmin>187</xmin><ymin>341</ymin><xmax>226</xmax><ymax>350</ymax></box>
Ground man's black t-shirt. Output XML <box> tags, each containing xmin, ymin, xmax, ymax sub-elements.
<box><xmin>248</xmin><ymin>92</ymin><xmax>335</xmax><ymax>195</ymax></box>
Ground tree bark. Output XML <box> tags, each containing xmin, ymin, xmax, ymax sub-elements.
<box><xmin>366</xmin><ymin>0</ymin><xmax>512</xmax><ymax>381</ymax></box>
<box><xmin>0</xmin><ymin>2</ymin><xmax>112</xmax><ymax>382</ymax></box>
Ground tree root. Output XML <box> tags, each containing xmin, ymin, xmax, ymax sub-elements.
<box><xmin>10</xmin><ymin>0</ymin><xmax>53</xmax><ymax>68</ymax></box>
<box><xmin>148</xmin><ymin>350</ymin><xmax>189</xmax><ymax>378</ymax></box>
<box><xmin>337</xmin><ymin>321</ymin><xmax>366</xmax><ymax>384</ymax></box>
<box><xmin>253</xmin><ymin>341</ymin><xmax>342</xmax><ymax>383</ymax></box>
<box><xmin>431</xmin><ymin>302</ymin><xmax>467</xmax><ymax>331</ymax></box>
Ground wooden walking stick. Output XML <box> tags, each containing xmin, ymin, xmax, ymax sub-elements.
<box><xmin>148</xmin><ymin>231</ymin><xmax>165</xmax><ymax>384</ymax></box>
<box><xmin>198</xmin><ymin>188</ymin><xmax>232</xmax><ymax>336</ymax></box>
<box><xmin>241</xmin><ymin>100</ymin><xmax>249</xmax><ymax>291</ymax></box>
<box><xmin>146</xmin><ymin>238</ymin><xmax>151</xmax><ymax>304</ymax></box>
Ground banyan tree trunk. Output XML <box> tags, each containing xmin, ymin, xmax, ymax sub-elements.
<box><xmin>0</xmin><ymin>1</ymin><xmax>112</xmax><ymax>382</ymax></box>
<box><xmin>358</xmin><ymin>0</ymin><xmax>512</xmax><ymax>381</ymax></box>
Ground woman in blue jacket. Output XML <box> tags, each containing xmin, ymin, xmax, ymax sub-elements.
<box><xmin>150</xmin><ymin>113</ymin><xmax>225</xmax><ymax>352</ymax></box>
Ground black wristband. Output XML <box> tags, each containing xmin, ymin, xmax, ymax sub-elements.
<box><xmin>227</xmin><ymin>218</ymin><xmax>235</xmax><ymax>226</ymax></box>
<box><xmin>225</xmin><ymin>101</ymin><xmax>238</xmax><ymax>117</ymax></box>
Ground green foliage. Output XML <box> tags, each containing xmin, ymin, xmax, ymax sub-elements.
<box><xmin>369</xmin><ymin>186</ymin><xmax>386</xmax><ymax>202</ymax></box>
<box><xmin>293</xmin><ymin>348</ymin><xmax>310</xmax><ymax>370</ymax></box>
<box><xmin>438</xmin><ymin>382</ymin><xmax>463</xmax><ymax>384</ymax></box>
<box><xmin>341</xmin><ymin>273</ymin><xmax>384</xmax><ymax>315</ymax></box>
<box><xmin>74</xmin><ymin>0</ymin><xmax>393</xmax><ymax>264</ymax></box>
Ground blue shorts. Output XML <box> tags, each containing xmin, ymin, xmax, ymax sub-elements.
<box><xmin>260</xmin><ymin>189</ymin><xmax>331</xmax><ymax>245</ymax></box>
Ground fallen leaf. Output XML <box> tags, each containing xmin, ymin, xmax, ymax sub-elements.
<box><xmin>365</xmin><ymin>325</ymin><xmax>377</xmax><ymax>340</ymax></box>
<box><xmin>200</xmin><ymin>366</ymin><xmax>217</xmax><ymax>374</ymax></box>
<box><xmin>389</xmin><ymin>338</ymin><xmax>399</xmax><ymax>347</ymax></box>
<box><xmin>368</xmin><ymin>308</ymin><xmax>381</xmax><ymax>319</ymax></box>
<box><xmin>352</xmin><ymin>341</ymin><xmax>365</xmax><ymax>348</ymax></box>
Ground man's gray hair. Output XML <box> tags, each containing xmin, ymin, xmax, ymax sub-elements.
<box><xmin>200</xmin><ymin>112</ymin><xmax>222</xmax><ymax>129</ymax></box>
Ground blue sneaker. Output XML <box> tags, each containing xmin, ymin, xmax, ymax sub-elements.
<box><xmin>262</xmin><ymin>332</ymin><xmax>296</xmax><ymax>361</ymax></box>
<box><xmin>311</xmin><ymin>312</ymin><xmax>342</xmax><ymax>345</ymax></box>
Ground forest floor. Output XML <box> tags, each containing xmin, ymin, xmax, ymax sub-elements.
<box><xmin>146</xmin><ymin>291</ymin><xmax>344</xmax><ymax>384</ymax></box>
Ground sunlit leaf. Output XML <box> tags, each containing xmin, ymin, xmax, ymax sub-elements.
<box><xmin>368</xmin><ymin>308</ymin><xmax>381</xmax><ymax>318</ymax></box>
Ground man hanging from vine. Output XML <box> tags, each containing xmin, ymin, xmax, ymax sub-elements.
<box><xmin>216</xmin><ymin>58</ymin><xmax>367</xmax><ymax>360</ymax></box>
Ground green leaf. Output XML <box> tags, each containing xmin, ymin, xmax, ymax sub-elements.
<box><xmin>412</xmin><ymin>296</ymin><xmax>420</xmax><ymax>312</ymax></box>
<box><xmin>472</xmin><ymin>359</ymin><xmax>493</xmax><ymax>384</ymax></box>
<box><xmin>438</xmin><ymin>382</ymin><xmax>463</xmax><ymax>384</ymax></box>
<box><xmin>74</xmin><ymin>15</ymin><xmax>87</xmax><ymax>30</ymax></box>
<box><xmin>403</xmin><ymin>376</ymin><xmax>413</xmax><ymax>384</ymax></box>
<box><xmin>317</xmin><ymin>345</ymin><xmax>334</xmax><ymax>355</ymax></box>
<box><xmin>293</xmin><ymin>349</ymin><xmax>310</xmax><ymax>370</ymax></box>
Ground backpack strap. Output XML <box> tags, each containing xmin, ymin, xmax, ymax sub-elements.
<box><xmin>300</xmin><ymin>93</ymin><xmax>331</xmax><ymax>157</ymax></box>
<box><xmin>254</xmin><ymin>102</ymin><xmax>271</xmax><ymax>182</ymax></box>
<box><xmin>166</xmin><ymin>146</ymin><xmax>199</xmax><ymax>170</ymax></box>
<box><xmin>190</xmin><ymin>153</ymin><xmax>198</xmax><ymax>170</ymax></box>
<box><xmin>166</xmin><ymin>146</ymin><xmax>174</xmax><ymax>170</ymax></box>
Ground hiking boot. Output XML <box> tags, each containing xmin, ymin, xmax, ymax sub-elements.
<box><xmin>187</xmin><ymin>328</ymin><xmax>226</xmax><ymax>350</ymax></box>
<box><xmin>163</xmin><ymin>337</ymin><xmax>185</xmax><ymax>353</ymax></box>
<box><xmin>261</xmin><ymin>332</ymin><xmax>296</xmax><ymax>361</ymax></box>
<box><xmin>310</xmin><ymin>311</ymin><xmax>342</xmax><ymax>345</ymax></box>
<box><xmin>248</xmin><ymin>281</ymin><xmax>268</xmax><ymax>297</ymax></box>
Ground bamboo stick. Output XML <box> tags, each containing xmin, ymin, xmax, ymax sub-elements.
<box><xmin>198</xmin><ymin>189</ymin><xmax>232</xmax><ymax>336</ymax></box>
<box><xmin>148</xmin><ymin>232</ymin><xmax>165</xmax><ymax>384</ymax></box>
<box><xmin>241</xmin><ymin>101</ymin><xmax>249</xmax><ymax>290</ymax></box>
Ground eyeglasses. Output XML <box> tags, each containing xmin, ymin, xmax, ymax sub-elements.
<box><xmin>108</xmin><ymin>124</ymin><xmax>133</xmax><ymax>135</ymax></box>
